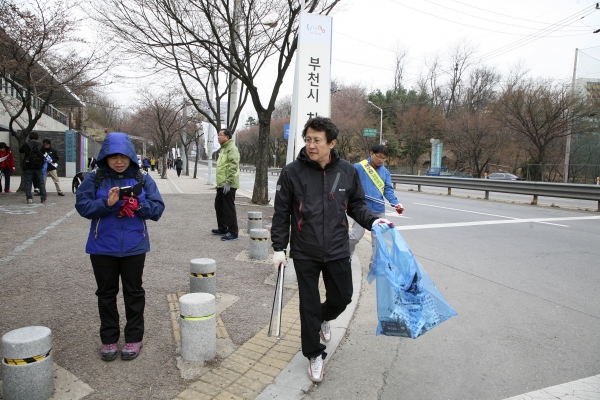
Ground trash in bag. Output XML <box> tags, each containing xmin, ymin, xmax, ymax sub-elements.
<box><xmin>367</xmin><ymin>223</ymin><xmax>457</xmax><ymax>338</ymax></box>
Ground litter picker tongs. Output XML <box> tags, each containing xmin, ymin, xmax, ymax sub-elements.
<box><xmin>268</xmin><ymin>262</ymin><xmax>285</xmax><ymax>340</ymax></box>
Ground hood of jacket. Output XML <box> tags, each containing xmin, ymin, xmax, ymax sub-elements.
<box><xmin>96</xmin><ymin>132</ymin><xmax>139</xmax><ymax>173</ymax></box>
<box><xmin>296</xmin><ymin>146</ymin><xmax>341</xmax><ymax>171</ymax></box>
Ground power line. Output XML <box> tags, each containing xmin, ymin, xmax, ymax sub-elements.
<box><xmin>333</xmin><ymin>31</ymin><xmax>424</xmax><ymax>62</ymax></box>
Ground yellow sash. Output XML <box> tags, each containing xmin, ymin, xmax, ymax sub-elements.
<box><xmin>359</xmin><ymin>160</ymin><xmax>384</xmax><ymax>196</ymax></box>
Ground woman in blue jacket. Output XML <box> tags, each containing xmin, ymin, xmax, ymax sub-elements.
<box><xmin>76</xmin><ymin>132</ymin><xmax>165</xmax><ymax>361</ymax></box>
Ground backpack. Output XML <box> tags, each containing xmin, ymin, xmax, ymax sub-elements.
<box><xmin>26</xmin><ymin>142</ymin><xmax>45</xmax><ymax>170</ymax></box>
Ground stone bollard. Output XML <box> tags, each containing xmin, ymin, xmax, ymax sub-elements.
<box><xmin>249</xmin><ymin>228</ymin><xmax>269</xmax><ymax>260</ymax></box>
<box><xmin>189</xmin><ymin>258</ymin><xmax>216</xmax><ymax>296</ymax></box>
<box><xmin>2</xmin><ymin>326</ymin><xmax>54</xmax><ymax>400</ymax></box>
<box><xmin>247</xmin><ymin>211</ymin><xmax>263</xmax><ymax>233</ymax></box>
<box><xmin>179</xmin><ymin>293</ymin><xmax>216</xmax><ymax>362</ymax></box>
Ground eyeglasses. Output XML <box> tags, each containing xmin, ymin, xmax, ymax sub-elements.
<box><xmin>304</xmin><ymin>138</ymin><xmax>325</xmax><ymax>145</ymax></box>
<box><xmin>373</xmin><ymin>153</ymin><xmax>387</xmax><ymax>161</ymax></box>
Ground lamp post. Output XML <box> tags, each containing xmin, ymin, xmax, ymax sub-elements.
<box><xmin>367</xmin><ymin>101</ymin><xmax>383</xmax><ymax>144</ymax></box>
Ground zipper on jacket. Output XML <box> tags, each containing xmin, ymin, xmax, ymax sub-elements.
<box><xmin>142</xmin><ymin>219</ymin><xmax>147</xmax><ymax>238</ymax></box>
<box><xmin>94</xmin><ymin>218</ymin><xmax>101</xmax><ymax>239</ymax></box>
<box><xmin>297</xmin><ymin>201</ymin><xmax>303</xmax><ymax>231</ymax></box>
<box><xmin>330</xmin><ymin>172</ymin><xmax>341</xmax><ymax>199</ymax></box>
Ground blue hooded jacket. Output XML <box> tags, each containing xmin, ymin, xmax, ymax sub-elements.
<box><xmin>354</xmin><ymin>157</ymin><xmax>399</xmax><ymax>213</ymax></box>
<box><xmin>75</xmin><ymin>132</ymin><xmax>165</xmax><ymax>256</ymax></box>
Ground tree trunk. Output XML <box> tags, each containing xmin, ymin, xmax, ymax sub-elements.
<box><xmin>251</xmin><ymin>112</ymin><xmax>272</xmax><ymax>205</ymax></box>
<box><xmin>193</xmin><ymin>138</ymin><xmax>200</xmax><ymax>179</ymax></box>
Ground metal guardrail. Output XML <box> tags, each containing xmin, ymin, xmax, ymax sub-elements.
<box><xmin>390</xmin><ymin>175</ymin><xmax>600</xmax><ymax>211</ymax></box>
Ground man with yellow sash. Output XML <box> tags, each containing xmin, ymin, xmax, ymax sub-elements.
<box><xmin>349</xmin><ymin>144</ymin><xmax>404</xmax><ymax>265</ymax></box>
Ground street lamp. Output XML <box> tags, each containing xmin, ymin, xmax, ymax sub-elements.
<box><xmin>367</xmin><ymin>101</ymin><xmax>383</xmax><ymax>144</ymax></box>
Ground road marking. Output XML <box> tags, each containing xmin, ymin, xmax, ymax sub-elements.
<box><xmin>0</xmin><ymin>209</ymin><xmax>77</xmax><ymax>264</ymax></box>
<box><xmin>503</xmin><ymin>373</ymin><xmax>600</xmax><ymax>400</ymax></box>
<box><xmin>396</xmin><ymin>215</ymin><xmax>600</xmax><ymax>231</ymax></box>
<box><xmin>167</xmin><ymin>174</ymin><xmax>184</xmax><ymax>193</ymax></box>
<box><xmin>414</xmin><ymin>203</ymin><xmax>569</xmax><ymax>227</ymax></box>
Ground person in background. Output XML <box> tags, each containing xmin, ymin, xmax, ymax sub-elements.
<box><xmin>174</xmin><ymin>156</ymin><xmax>183</xmax><ymax>177</ymax></box>
<box><xmin>142</xmin><ymin>156</ymin><xmax>150</xmax><ymax>172</ymax></box>
<box><xmin>270</xmin><ymin>117</ymin><xmax>391</xmax><ymax>383</ymax></box>
<box><xmin>349</xmin><ymin>144</ymin><xmax>403</xmax><ymax>266</ymax></box>
<box><xmin>42</xmin><ymin>139</ymin><xmax>65</xmax><ymax>196</ymax></box>
<box><xmin>150</xmin><ymin>156</ymin><xmax>156</xmax><ymax>172</ymax></box>
<box><xmin>19</xmin><ymin>132</ymin><xmax>47</xmax><ymax>204</ymax></box>
<box><xmin>211</xmin><ymin>129</ymin><xmax>240</xmax><ymax>242</ymax></box>
<box><xmin>0</xmin><ymin>142</ymin><xmax>16</xmax><ymax>193</ymax></box>
<box><xmin>75</xmin><ymin>132</ymin><xmax>165</xmax><ymax>362</ymax></box>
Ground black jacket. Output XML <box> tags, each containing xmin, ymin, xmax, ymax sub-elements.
<box><xmin>43</xmin><ymin>146</ymin><xmax>59</xmax><ymax>171</ymax></box>
<box><xmin>19</xmin><ymin>140</ymin><xmax>43</xmax><ymax>170</ymax></box>
<box><xmin>175</xmin><ymin>159</ymin><xmax>183</xmax><ymax>169</ymax></box>
<box><xmin>271</xmin><ymin>147</ymin><xmax>378</xmax><ymax>262</ymax></box>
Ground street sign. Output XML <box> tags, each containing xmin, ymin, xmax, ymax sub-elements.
<box><xmin>363</xmin><ymin>128</ymin><xmax>377</xmax><ymax>137</ymax></box>
<box><xmin>284</xmin><ymin>124</ymin><xmax>290</xmax><ymax>139</ymax></box>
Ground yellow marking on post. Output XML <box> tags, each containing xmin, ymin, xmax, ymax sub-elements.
<box><xmin>181</xmin><ymin>313</ymin><xmax>215</xmax><ymax>321</ymax></box>
<box><xmin>4</xmin><ymin>350</ymin><xmax>51</xmax><ymax>365</ymax></box>
<box><xmin>251</xmin><ymin>238</ymin><xmax>268</xmax><ymax>241</ymax></box>
<box><xmin>190</xmin><ymin>272</ymin><xmax>215</xmax><ymax>278</ymax></box>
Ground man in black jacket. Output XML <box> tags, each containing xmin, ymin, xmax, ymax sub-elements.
<box><xmin>42</xmin><ymin>139</ymin><xmax>64</xmax><ymax>196</ymax></box>
<box><xmin>271</xmin><ymin>117</ymin><xmax>392</xmax><ymax>383</ymax></box>
<box><xmin>19</xmin><ymin>132</ymin><xmax>47</xmax><ymax>204</ymax></box>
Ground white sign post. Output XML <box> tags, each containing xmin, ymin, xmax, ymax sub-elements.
<box><xmin>285</xmin><ymin>12</ymin><xmax>333</xmax><ymax>164</ymax></box>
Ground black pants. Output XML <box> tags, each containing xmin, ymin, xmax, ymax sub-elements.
<box><xmin>214</xmin><ymin>187</ymin><xmax>238</xmax><ymax>237</ymax></box>
<box><xmin>90</xmin><ymin>254</ymin><xmax>146</xmax><ymax>344</ymax></box>
<box><xmin>0</xmin><ymin>167</ymin><xmax>11</xmax><ymax>191</ymax></box>
<box><xmin>294</xmin><ymin>257</ymin><xmax>353</xmax><ymax>359</ymax></box>
<box><xmin>176</xmin><ymin>168</ymin><xmax>182</xmax><ymax>177</ymax></box>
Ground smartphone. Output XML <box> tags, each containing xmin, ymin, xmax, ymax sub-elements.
<box><xmin>119</xmin><ymin>186</ymin><xmax>133</xmax><ymax>199</ymax></box>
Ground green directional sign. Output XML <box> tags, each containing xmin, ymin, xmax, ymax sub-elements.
<box><xmin>363</xmin><ymin>128</ymin><xmax>377</xmax><ymax>137</ymax></box>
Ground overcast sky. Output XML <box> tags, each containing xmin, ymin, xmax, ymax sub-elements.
<box><xmin>105</xmin><ymin>1</ymin><xmax>600</xmax><ymax>118</ymax></box>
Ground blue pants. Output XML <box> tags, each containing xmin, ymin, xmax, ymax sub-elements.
<box><xmin>23</xmin><ymin>168</ymin><xmax>46</xmax><ymax>201</ymax></box>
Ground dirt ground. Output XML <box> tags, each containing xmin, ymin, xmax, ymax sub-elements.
<box><xmin>0</xmin><ymin>192</ymin><xmax>291</xmax><ymax>399</ymax></box>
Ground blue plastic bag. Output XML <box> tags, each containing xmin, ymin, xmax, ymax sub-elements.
<box><xmin>367</xmin><ymin>224</ymin><xmax>457</xmax><ymax>338</ymax></box>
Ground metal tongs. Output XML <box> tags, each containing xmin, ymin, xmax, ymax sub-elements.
<box><xmin>267</xmin><ymin>262</ymin><xmax>285</xmax><ymax>340</ymax></box>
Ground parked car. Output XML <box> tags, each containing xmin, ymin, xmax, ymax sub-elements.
<box><xmin>486</xmin><ymin>173</ymin><xmax>524</xmax><ymax>181</ymax></box>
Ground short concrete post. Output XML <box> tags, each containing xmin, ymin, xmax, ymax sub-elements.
<box><xmin>249</xmin><ymin>228</ymin><xmax>269</xmax><ymax>260</ymax></box>
<box><xmin>2</xmin><ymin>326</ymin><xmax>54</xmax><ymax>400</ymax></box>
<box><xmin>190</xmin><ymin>258</ymin><xmax>216</xmax><ymax>296</ymax></box>
<box><xmin>248</xmin><ymin>211</ymin><xmax>263</xmax><ymax>233</ymax></box>
<box><xmin>179</xmin><ymin>293</ymin><xmax>216</xmax><ymax>362</ymax></box>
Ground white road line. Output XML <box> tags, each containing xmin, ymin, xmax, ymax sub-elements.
<box><xmin>414</xmin><ymin>203</ymin><xmax>569</xmax><ymax>227</ymax></box>
<box><xmin>167</xmin><ymin>174</ymin><xmax>184</xmax><ymax>193</ymax></box>
<box><xmin>0</xmin><ymin>209</ymin><xmax>77</xmax><ymax>264</ymax></box>
<box><xmin>396</xmin><ymin>216</ymin><xmax>600</xmax><ymax>231</ymax></box>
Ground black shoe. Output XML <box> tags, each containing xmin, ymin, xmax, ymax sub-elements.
<box><xmin>34</xmin><ymin>191</ymin><xmax>40</xmax><ymax>196</ymax></box>
<box><xmin>212</xmin><ymin>229</ymin><xmax>227</xmax><ymax>236</ymax></box>
<box><xmin>58</xmin><ymin>192</ymin><xmax>65</xmax><ymax>196</ymax></box>
<box><xmin>221</xmin><ymin>233</ymin><xmax>238</xmax><ymax>241</ymax></box>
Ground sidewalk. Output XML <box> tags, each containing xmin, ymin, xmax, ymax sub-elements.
<box><xmin>0</xmin><ymin>167</ymin><xmax>360</xmax><ymax>400</ymax></box>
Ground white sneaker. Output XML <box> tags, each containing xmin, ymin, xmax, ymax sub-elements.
<box><xmin>320</xmin><ymin>320</ymin><xmax>331</xmax><ymax>343</ymax></box>
<box><xmin>308</xmin><ymin>354</ymin><xmax>324</xmax><ymax>382</ymax></box>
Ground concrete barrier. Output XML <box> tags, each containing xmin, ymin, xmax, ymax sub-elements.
<box><xmin>249</xmin><ymin>228</ymin><xmax>269</xmax><ymax>260</ymax></box>
<box><xmin>189</xmin><ymin>258</ymin><xmax>216</xmax><ymax>296</ymax></box>
<box><xmin>179</xmin><ymin>293</ymin><xmax>216</xmax><ymax>362</ymax></box>
<box><xmin>247</xmin><ymin>211</ymin><xmax>263</xmax><ymax>233</ymax></box>
<box><xmin>2</xmin><ymin>326</ymin><xmax>54</xmax><ymax>400</ymax></box>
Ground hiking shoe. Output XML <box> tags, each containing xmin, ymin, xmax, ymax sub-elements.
<box><xmin>211</xmin><ymin>229</ymin><xmax>227</xmax><ymax>236</ymax></box>
<box><xmin>308</xmin><ymin>354</ymin><xmax>325</xmax><ymax>382</ymax></box>
<box><xmin>4</xmin><ymin>190</ymin><xmax>10</xmax><ymax>193</ymax></box>
<box><xmin>121</xmin><ymin>341</ymin><xmax>143</xmax><ymax>360</ymax></box>
<box><xmin>221</xmin><ymin>233</ymin><xmax>238</xmax><ymax>241</ymax></box>
<box><xmin>100</xmin><ymin>343</ymin><xmax>118</xmax><ymax>361</ymax></box>
<box><xmin>27</xmin><ymin>199</ymin><xmax>33</xmax><ymax>204</ymax></box>
<box><xmin>320</xmin><ymin>320</ymin><xmax>331</xmax><ymax>343</ymax></box>
<box><xmin>41</xmin><ymin>200</ymin><xmax>46</xmax><ymax>204</ymax></box>
<box><xmin>58</xmin><ymin>192</ymin><xmax>65</xmax><ymax>196</ymax></box>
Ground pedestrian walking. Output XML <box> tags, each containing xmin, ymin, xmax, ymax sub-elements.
<box><xmin>42</xmin><ymin>139</ymin><xmax>65</xmax><ymax>196</ymax></box>
<box><xmin>174</xmin><ymin>156</ymin><xmax>183</xmax><ymax>177</ymax></box>
<box><xmin>19</xmin><ymin>132</ymin><xmax>47</xmax><ymax>204</ymax></box>
<box><xmin>211</xmin><ymin>129</ymin><xmax>240</xmax><ymax>241</ymax></box>
<box><xmin>150</xmin><ymin>156</ymin><xmax>156</xmax><ymax>171</ymax></box>
<box><xmin>349</xmin><ymin>144</ymin><xmax>403</xmax><ymax>266</ymax></box>
<box><xmin>142</xmin><ymin>156</ymin><xmax>150</xmax><ymax>172</ymax></box>
<box><xmin>75</xmin><ymin>132</ymin><xmax>165</xmax><ymax>362</ymax></box>
<box><xmin>0</xmin><ymin>142</ymin><xmax>16</xmax><ymax>193</ymax></box>
<box><xmin>270</xmin><ymin>117</ymin><xmax>391</xmax><ymax>383</ymax></box>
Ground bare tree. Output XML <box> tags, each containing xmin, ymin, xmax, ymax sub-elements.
<box><xmin>393</xmin><ymin>44</ymin><xmax>409</xmax><ymax>94</ymax></box>
<box><xmin>0</xmin><ymin>0</ymin><xmax>111</xmax><ymax>151</ymax></box>
<box><xmin>443</xmin><ymin>41</ymin><xmax>477</xmax><ymax>117</ymax></box>
<box><xmin>91</xmin><ymin>0</ymin><xmax>341</xmax><ymax>204</ymax></box>
<box><xmin>494</xmin><ymin>78</ymin><xmax>590</xmax><ymax>180</ymax></box>
<box><xmin>397</xmin><ymin>105</ymin><xmax>444</xmax><ymax>174</ymax></box>
<box><xmin>128</xmin><ymin>91</ymin><xmax>190</xmax><ymax>179</ymax></box>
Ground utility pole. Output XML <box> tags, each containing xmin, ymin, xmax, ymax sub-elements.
<box><xmin>207</xmin><ymin>72</ymin><xmax>215</xmax><ymax>186</ymax></box>
<box><xmin>227</xmin><ymin>0</ymin><xmax>242</xmax><ymax>145</ymax></box>
<box><xmin>564</xmin><ymin>48</ymin><xmax>578</xmax><ymax>183</ymax></box>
